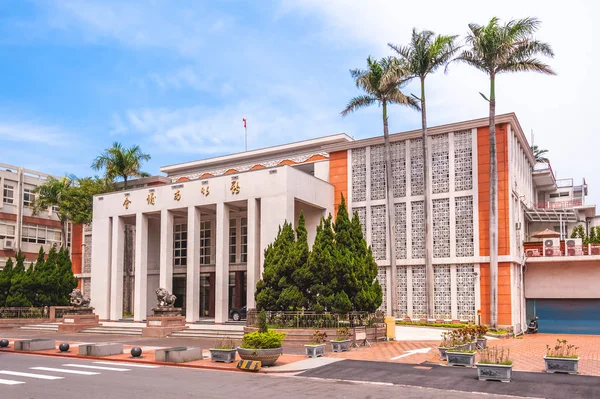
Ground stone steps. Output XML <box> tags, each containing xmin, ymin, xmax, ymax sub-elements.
<box><xmin>19</xmin><ymin>323</ymin><xmax>60</xmax><ymax>332</ymax></box>
<box><xmin>169</xmin><ymin>330</ymin><xmax>244</xmax><ymax>339</ymax></box>
<box><xmin>80</xmin><ymin>326</ymin><xmax>143</xmax><ymax>336</ymax></box>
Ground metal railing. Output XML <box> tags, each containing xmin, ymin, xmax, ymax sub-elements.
<box><xmin>534</xmin><ymin>199</ymin><xmax>583</xmax><ymax>209</ymax></box>
<box><xmin>0</xmin><ymin>307</ymin><xmax>48</xmax><ymax>319</ymax></box>
<box><xmin>246</xmin><ymin>310</ymin><xmax>385</xmax><ymax>329</ymax></box>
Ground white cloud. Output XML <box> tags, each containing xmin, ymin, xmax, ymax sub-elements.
<box><xmin>0</xmin><ymin>121</ymin><xmax>68</xmax><ymax>145</ymax></box>
<box><xmin>281</xmin><ymin>0</ymin><xmax>600</xmax><ymax>202</ymax></box>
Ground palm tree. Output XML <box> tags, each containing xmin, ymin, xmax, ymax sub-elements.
<box><xmin>389</xmin><ymin>29</ymin><xmax>458</xmax><ymax>318</ymax></box>
<box><xmin>454</xmin><ymin>17</ymin><xmax>555</xmax><ymax>328</ymax></box>
<box><xmin>341</xmin><ymin>56</ymin><xmax>420</xmax><ymax>316</ymax></box>
<box><xmin>32</xmin><ymin>176</ymin><xmax>74</xmax><ymax>248</ymax></box>
<box><xmin>92</xmin><ymin>142</ymin><xmax>151</xmax><ymax>189</ymax></box>
<box><xmin>531</xmin><ymin>145</ymin><xmax>549</xmax><ymax>163</ymax></box>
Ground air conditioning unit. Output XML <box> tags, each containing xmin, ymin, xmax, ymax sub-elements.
<box><xmin>543</xmin><ymin>238</ymin><xmax>560</xmax><ymax>256</ymax></box>
<box><xmin>525</xmin><ymin>249</ymin><xmax>539</xmax><ymax>257</ymax></box>
<box><xmin>566</xmin><ymin>238</ymin><xmax>582</xmax><ymax>256</ymax></box>
<box><xmin>592</xmin><ymin>246</ymin><xmax>600</xmax><ymax>255</ymax></box>
<box><xmin>3</xmin><ymin>239</ymin><xmax>14</xmax><ymax>250</ymax></box>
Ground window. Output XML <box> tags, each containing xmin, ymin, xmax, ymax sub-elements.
<box><xmin>549</xmin><ymin>193</ymin><xmax>560</xmax><ymax>199</ymax></box>
<box><xmin>3</xmin><ymin>184</ymin><xmax>14</xmax><ymax>204</ymax></box>
<box><xmin>229</xmin><ymin>218</ymin><xmax>237</xmax><ymax>264</ymax></box>
<box><xmin>200</xmin><ymin>221</ymin><xmax>211</xmax><ymax>265</ymax></box>
<box><xmin>0</xmin><ymin>222</ymin><xmax>16</xmax><ymax>240</ymax></box>
<box><xmin>20</xmin><ymin>224</ymin><xmax>61</xmax><ymax>245</ymax></box>
<box><xmin>23</xmin><ymin>188</ymin><xmax>35</xmax><ymax>207</ymax></box>
<box><xmin>560</xmin><ymin>192</ymin><xmax>570</xmax><ymax>197</ymax></box>
<box><xmin>173</xmin><ymin>223</ymin><xmax>187</xmax><ymax>267</ymax></box>
<box><xmin>240</xmin><ymin>217</ymin><xmax>248</xmax><ymax>263</ymax></box>
<box><xmin>52</xmin><ymin>205</ymin><xmax>60</xmax><ymax>214</ymax></box>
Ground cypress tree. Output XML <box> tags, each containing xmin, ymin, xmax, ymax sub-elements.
<box><xmin>6</xmin><ymin>251</ymin><xmax>31</xmax><ymax>307</ymax></box>
<box><xmin>305</xmin><ymin>215</ymin><xmax>336</xmax><ymax>312</ymax></box>
<box><xmin>0</xmin><ymin>257</ymin><xmax>14</xmax><ymax>306</ymax></box>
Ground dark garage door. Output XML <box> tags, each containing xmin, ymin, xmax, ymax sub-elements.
<box><xmin>528</xmin><ymin>299</ymin><xmax>600</xmax><ymax>335</ymax></box>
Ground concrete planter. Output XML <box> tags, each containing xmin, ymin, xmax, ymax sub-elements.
<box><xmin>331</xmin><ymin>340</ymin><xmax>351</xmax><ymax>353</ymax></box>
<box><xmin>237</xmin><ymin>347</ymin><xmax>282</xmax><ymax>367</ymax></box>
<box><xmin>446</xmin><ymin>351</ymin><xmax>475</xmax><ymax>367</ymax></box>
<box><xmin>438</xmin><ymin>347</ymin><xmax>450</xmax><ymax>361</ymax></box>
<box><xmin>476</xmin><ymin>337</ymin><xmax>487</xmax><ymax>349</ymax></box>
<box><xmin>209</xmin><ymin>348</ymin><xmax>237</xmax><ymax>363</ymax></box>
<box><xmin>476</xmin><ymin>363</ymin><xmax>513</xmax><ymax>382</ymax></box>
<box><xmin>544</xmin><ymin>356</ymin><xmax>579</xmax><ymax>374</ymax></box>
<box><xmin>304</xmin><ymin>344</ymin><xmax>325</xmax><ymax>358</ymax></box>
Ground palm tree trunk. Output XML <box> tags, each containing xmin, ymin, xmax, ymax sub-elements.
<box><xmin>489</xmin><ymin>74</ymin><xmax>499</xmax><ymax>329</ymax></box>
<box><xmin>383</xmin><ymin>101</ymin><xmax>398</xmax><ymax>317</ymax></box>
<box><xmin>123</xmin><ymin>175</ymin><xmax>128</xmax><ymax>190</ymax></box>
<box><xmin>60</xmin><ymin>219</ymin><xmax>68</xmax><ymax>248</ymax></box>
<box><xmin>421</xmin><ymin>77</ymin><xmax>434</xmax><ymax>319</ymax></box>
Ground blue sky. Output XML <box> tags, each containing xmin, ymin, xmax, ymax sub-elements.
<box><xmin>1</xmin><ymin>1</ymin><xmax>598</xmax><ymax>203</ymax></box>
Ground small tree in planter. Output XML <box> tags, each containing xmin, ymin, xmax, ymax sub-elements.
<box><xmin>544</xmin><ymin>339</ymin><xmax>579</xmax><ymax>374</ymax></box>
<box><xmin>238</xmin><ymin>310</ymin><xmax>286</xmax><ymax>366</ymax></box>
<box><xmin>476</xmin><ymin>325</ymin><xmax>489</xmax><ymax>349</ymax></box>
<box><xmin>210</xmin><ymin>336</ymin><xmax>237</xmax><ymax>363</ymax></box>
<box><xmin>446</xmin><ymin>326</ymin><xmax>477</xmax><ymax>366</ymax></box>
<box><xmin>331</xmin><ymin>327</ymin><xmax>352</xmax><ymax>353</ymax></box>
<box><xmin>305</xmin><ymin>330</ymin><xmax>327</xmax><ymax>358</ymax></box>
<box><xmin>476</xmin><ymin>346</ymin><xmax>513</xmax><ymax>382</ymax></box>
<box><xmin>438</xmin><ymin>332</ymin><xmax>453</xmax><ymax>361</ymax></box>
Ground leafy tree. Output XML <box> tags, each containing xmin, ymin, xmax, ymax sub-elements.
<box><xmin>454</xmin><ymin>17</ymin><xmax>555</xmax><ymax>328</ymax></box>
<box><xmin>531</xmin><ymin>145</ymin><xmax>549</xmax><ymax>163</ymax></box>
<box><xmin>0</xmin><ymin>257</ymin><xmax>14</xmax><ymax>306</ymax></box>
<box><xmin>31</xmin><ymin>176</ymin><xmax>74</xmax><ymax>247</ymax></box>
<box><xmin>304</xmin><ymin>215</ymin><xmax>337</xmax><ymax>312</ymax></box>
<box><xmin>389</xmin><ymin>29</ymin><xmax>458</xmax><ymax>317</ymax></box>
<box><xmin>92</xmin><ymin>142</ymin><xmax>151</xmax><ymax>189</ymax></box>
<box><xmin>571</xmin><ymin>225</ymin><xmax>585</xmax><ymax>239</ymax></box>
<box><xmin>6</xmin><ymin>251</ymin><xmax>31</xmax><ymax>307</ymax></box>
<box><xmin>61</xmin><ymin>177</ymin><xmax>114</xmax><ymax>225</ymax></box>
<box><xmin>341</xmin><ymin>56</ymin><xmax>419</xmax><ymax>316</ymax></box>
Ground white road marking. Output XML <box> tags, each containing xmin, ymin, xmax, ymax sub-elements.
<box><xmin>92</xmin><ymin>361</ymin><xmax>160</xmax><ymax>369</ymax></box>
<box><xmin>390</xmin><ymin>347</ymin><xmax>432</xmax><ymax>360</ymax></box>
<box><xmin>0</xmin><ymin>378</ymin><xmax>25</xmax><ymax>385</ymax></box>
<box><xmin>0</xmin><ymin>370</ymin><xmax>64</xmax><ymax>380</ymax></box>
<box><xmin>30</xmin><ymin>367</ymin><xmax>99</xmax><ymax>376</ymax></box>
<box><xmin>63</xmin><ymin>364</ymin><xmax>130</xmax><ymax>371</ymax></box>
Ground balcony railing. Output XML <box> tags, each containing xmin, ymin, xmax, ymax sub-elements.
<box><xmin>534</xmin><ymin>199</ymin><xmax>583</xmax><ymax>209</ymax></box>
<box><xmin>524</xmin><ymin>241</ymin><xmax>600</xmax><ymax>257</ymax></box>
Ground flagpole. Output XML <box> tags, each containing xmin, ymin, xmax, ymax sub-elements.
<box><xmin>245</xmin><ymin>126</ymin><xmax>247</xmax><ymax>151</ymax></box>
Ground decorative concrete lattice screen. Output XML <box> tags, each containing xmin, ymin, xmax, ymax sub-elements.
<box><xmin>410</xmin><ymin>138</ymin><xmax>424</xmax><ymax>196</ymax></box>
<box><xmin>455</xmin><ymin>196</ymin><xmax>475</xmax><ymax>257</ymax></box>
<box><xmin>434</xmin><ymin>265</ymin><xmax>452</xmax><ymax>319</ymax></box>
<box><xmin>432</xmin><ymin>198</ymin><xmax>450</xmax><ymax>258</ymax></box>
<box><xmin>456</xmin><ymin>264</ymin><xmax>476</xmax><ymax>321</ymax></box>
<box><xmin>411</xmin><ymin>201</ymin><xmax>425</xmax><ymax>258</ymax></box>
<box><xmin>354</xmin><ymin>207</ymin><xmax>367</xmax><ymax>240</ymax></box>
<box><xmin>394</xmin><ymin>203</ymin><xmax>407</xmax><ymax>259</ymax></box>
<box><xmin>454</xmin><ymin>130</ymin><xmax>473</xmax><ymax>191</ymax></box>
<box><xmin>352</xmin><ymin>148</ymin><xmax>367</xmax><ymax>202</ymax></box>
<box><xmin>377</xmin><ymin>267</ymin><xmax>387</xmax><ymax>312</ymax></box>
<box><xmin>371</xmin><ymin>205</ymin><xmax>387</xmax><ymax>260</ymax></box>
<box><xmin>391</xmin><ymin>141</ymin><xmax>406</xmax><ymax>197</ymax></box>
<box><xmin>397</xmin><ymin>266</ymin><xmax>408</xmax><ymax>317</ymax></box>
<box><xmin>83</xmin><ymin>235</ymin><xmax>92</xmax><ymax>273</ymax></box>
<box><xmin>370</xmin><ymin>145</ymin><xmax>386</xmax><ymax>201</ymax></box>
<box><xmin>431</xmin><ymin>133</ymin><xmax>450</xmax><ymax>194</ymax></box>
<box><xmin>82</xmin><ymin>278</ymin><xmax>91</xmax><ymax>299</ymax></box>
<box><xmin>412</xmin><ymin>265</ymin><xmax>427</xmax><ymax>318</ymax></box>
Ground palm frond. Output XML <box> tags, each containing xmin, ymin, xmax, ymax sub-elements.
<box><xmin>499</xmin><ymin>59</ymin><xmax>555</xmax><ymax>75</ymax></box>
<box><xmin>387</xmin><ymin>90</ymin><xmax>421</xmax><ymax>111</ymax></box>
<box><xmin>340</xmin><ymin>95</ymin><xmax>377</xmax><ymax>117</ymax></box>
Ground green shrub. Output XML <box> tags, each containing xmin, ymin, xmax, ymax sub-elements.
<box><xmin>241</xmin><ymin>330</ymin><xmax>286</xmax><ymax>349</ymax></box>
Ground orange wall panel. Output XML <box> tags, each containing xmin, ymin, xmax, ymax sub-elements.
<box><xmin>329</xmin><ymin>150</ymin><xmax>348</xmax><ymax>217</ymax></box>
<box><xmin>71</xmin><ymin>224</ymin><xmax>83</xmax><ymax>275</ymax></box>
<box><xmin>478</xmin><ymin>262</ymin><xmax>513</xmax><ymax>326</ymax></box>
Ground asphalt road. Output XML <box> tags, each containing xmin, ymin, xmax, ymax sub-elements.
<box><xmin>301</xmin><ymin>359</ymin><xmax>600</xmax><ymax>399</ymax></box>
<box><xmin>1</xmin><ymin>352</ymin><xmax>519</xmax><ymax>399</ymax></box>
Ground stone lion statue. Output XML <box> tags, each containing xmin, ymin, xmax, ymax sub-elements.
<box><xmin>69</xmin><ymin>289</ymin><xmax>91</xmax><ymax>307</ymax></box>
<box><xmin>156</xmin><ymin>287</ymin><xmax>177</xmax><ymax>308</ymax></box>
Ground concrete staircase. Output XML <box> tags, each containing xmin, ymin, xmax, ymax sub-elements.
<box><xmin>80</xmin><ymin>325</ymin><xmax>144</xmax><ymax>336</ymax></box>
<box><xmin>169</xmin><ymin>325</ymin><xmax>244</xmax><ymax>339</ymax></box>
<box><xmin>19</xmin><ymin>322</ymin><xmax>60</xmax><ymax>332</ymax></box>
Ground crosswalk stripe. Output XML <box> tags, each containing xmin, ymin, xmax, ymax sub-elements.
<box><xmin>62</xmin><ymin>364</ymin><xmax>130</xmax><ymax>371</ymax></box>
<box><xmin>0</xmin><ymin>378</ymin><xmax>25</xmax><ymax>385</ymax></box>
<box><xmin>0</xmin><ymin>370</ymin><xmax>64</xmax><ymax>380</ymax></box>
<box><xmin>92</xmin><ymin>361</ymin><xmax>160</xmax><ymax>369</ymax></box>
<box><xmin>30</xmin><ymin>367</ymin><xmax>99</xmax><ymax>376</ymax></box>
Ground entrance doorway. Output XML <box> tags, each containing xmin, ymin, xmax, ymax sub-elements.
<box><xmin>200</xmin><ymin>272</ymin><xmax>215</xmax><ymax>318</ymax></box>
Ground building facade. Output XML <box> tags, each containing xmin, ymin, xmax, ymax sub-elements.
<box><xmin>90</xmin><ymin>113</ymin><xmax>600</xmax><ymax>333</ymax></box>
<box><xmin>0</xmin><ymin>163</ymin><xmax>69</xmax><ymax>269</ymax></box>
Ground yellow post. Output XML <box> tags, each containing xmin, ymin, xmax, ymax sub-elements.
<box><xmin>385</xmin><ymin>316</ymin><xmax>396</xmax><ymax>340</ymax></box>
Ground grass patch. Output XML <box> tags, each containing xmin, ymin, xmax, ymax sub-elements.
<box><xmin>478</xmin><ymin>360</ymin><xmax>513</xmax><ymax>366</ymax></box>
<box><xmin>545</xmin><ymin>355</ymin><xmax>579</xmax><ymax>359</ymax></box>
<box><xmin>487</xmin><ymin>329</ymin><xmax>509</xmax><ymax>335</ymax></box>
<box><xmin>395</xmin><ymin>321</ymin><xmax>466</xmax><ymax>328</ymax></box>
<box><xmin>447</xmin><ymin>350</ymin><xmax>476</xmax><ymax>354</ymax></box>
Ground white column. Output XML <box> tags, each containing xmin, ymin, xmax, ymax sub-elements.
<box><xmin>109</xmin><ymin>216</ymin><xmax>125</xmax><ymax>321</ymax></box>
<box><xmin>215</xmin><ymin>202</ymin><xmax>230</xmax><ymax>323</ymax></box>
<box><xmin>133</xmin><ymin>213</ymin><xmax>148</xmax><ymax>321</ymax></box>
<box><xmin>159</xmin><ymin>209</ymin><xmax>174</xmax><ymax>292</ymax></box>
<box><xmin>91</xmin><ymin>217</ymin><xmax>111</xmax><ymax>320</ymax></box>
<box><xmin>451</xmin><ymin>264</ymin><xmax>458</xmax><ymax>320</ymax></box>
<box><xmin>246</xmin><ymin>198</ymin><xmax>259</xmax><ymax>308</ymax></box>
<box><xmin>186</xmin><ymin>206</ymin><xmax>200</xmax><ymax>323</ymax></box>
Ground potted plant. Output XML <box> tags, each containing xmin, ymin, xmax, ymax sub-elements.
<box><xmin>476</xmin><ymin>325</ymin><xmax>488</xmax><ymax>349</ymax></box>
<box><xmin>331</xmin><ymin>327</ymin><xmax>352</xmax><ymax>353</ymax></box>
<box><xmin>476</xmin><ymin>346</ymin><xmax>513</xmax><ymax>382</ymax></box>
<box><xmin>305</xmin><ymin>330</ymin><xmax>327</xmax><ymax>358</ymax></box>
<box><xmin>438</xmin><ymin>332</ymin><xmax>453</xmax><ymax>361</ymax></box>
<box><xmin>237</xmin><ymin>310</ymin><xmax>286</xmax><ymax>366</ymax></box>
<box><xmin>544</xmin><ymin>339</ymin><xmax>579</xmax><ymax>374</ymax></box>
<box><xmin>446</xmin><ymin>348</ymin><xmax>476</xmax><ymax>367</ymax></box>
<box><xmin>209</xmin><ymin>336</ymin><xmax>237</xmax><ymax>363</ymax></box>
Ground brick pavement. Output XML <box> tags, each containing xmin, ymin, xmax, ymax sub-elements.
<box><xmin>329</xmin><ymin>333</ymin><xmax>600</xmax><ymax>376</ymax></box>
